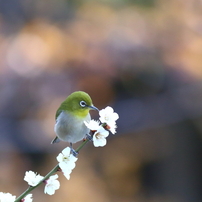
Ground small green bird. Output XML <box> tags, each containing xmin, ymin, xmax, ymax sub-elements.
<box><xmin>51</xmin><ymin>91</ymin><xmax>98</xmax><ymax>150</ymax></box>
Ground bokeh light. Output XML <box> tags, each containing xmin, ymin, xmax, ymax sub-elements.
<box><xmin>1</xmin><ymin>0</ymin><xmax>202</xmax><ymax>201</ymax></box>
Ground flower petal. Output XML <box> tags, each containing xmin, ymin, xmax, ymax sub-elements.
<box><xmin>23</xmin><ymin>194</ymin><xmax>33</xmax><ymax>202</ymax></box>
<box><xmin>62</xmin><ymin>147</ymin><xmax>71</xmax><ymax>156</ymax></box>
<box><xmin>93</xmin><ymin>136</ymin><xmax>107</xmax><ymax>147</ymax></box>
<box><xmin>0</xmin><ymin>192</ymin><xmax>16</xmax><ymax>202</ymax></box>
<box><xmin>44</xmin><ymin>174</ymin><xmax>60</xmax><ymax>195</ymax></box>
<box><xmin>84</xmin><ymin>120</ymin><xmax>100</xmax><ymax>130</ymax></box>
<box><xmin>24</xmin><ymin>171</ymin><xmax>43</xmax><ymax>186</ymax></box>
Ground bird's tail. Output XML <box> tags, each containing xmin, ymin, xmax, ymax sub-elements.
<box><xmin>51</xmin><ymin>136</ymin><xmax>60</xmax><ymax>144</ymax></box>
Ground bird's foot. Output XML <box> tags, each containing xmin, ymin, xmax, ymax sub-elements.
<box><xmin>71</xmin><ymin>148</ymin><xmax>79</xmax><ymax>157</ymax></box>
<box><xmin>85</xmin><ymin>133</ymin><xmax>93</xmax><ymax>141</ymax></box>
<box><xmin>70</xmin><ymin>143</ymin><xmax>78</xmax><ymax>157</ymax></box>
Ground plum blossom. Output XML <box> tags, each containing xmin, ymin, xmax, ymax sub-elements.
<box><xmin>44</xmin><ymin>174</ymin><xmax>60</xmax><ymax>195</ymax></box>
<box><xmin>93</xmin><ymin>126</ymin><xmax>109</xmax><ymax>147</ymax></box>
<box><xmin>99</xmin><ymin>106</ymin><xmax>119</xmax><ymax>134</ymax></box>
<box><xmin>56</xmin><ymin>147</ymin><xmax>78</xmax><ymax>179</ymax></box>
<box><xmin>99</xmin><ymin>106</ymin><xmax>119</xmax><ymax>124</ymax></box>
<box><xmin>24</xmin><ymin>171</ymin><xmax>44</xmax><ymax>186</ymax></box>
<box><xmin>85</xmin><ymin>119</ymin><xmax>109</xmax><ymax>147</ymax></box>
<box><xmin>0</xmin><ymin>192</ymin><xmax>16</xmax><ymax>202</ymax></box>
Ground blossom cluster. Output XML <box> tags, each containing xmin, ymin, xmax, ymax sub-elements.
<box><xmin>0</xmin><ymin>192</ymin><xmax>32</xmax><ymax>202</ymax></box>
<box><xmin>24</xmin><ymin>171</ymin><xmax>60</xmax><ymax>195</ymax></box>
<box><xmin>85</xmin><ymin>106</ymin><xmax>119</xmax><ymax>147</ymax></box>
<box><xmin>0</xmin><ymin>106</ymin><xmax>119</xmax><ymax>202</ymax></box>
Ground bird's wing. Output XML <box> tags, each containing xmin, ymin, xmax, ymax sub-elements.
<box><xmin>52</xmin><ymin>109</ymin><xmax>63</xmax><ymax>144</ymax></box>
<box><xmin>55</xmin><ymin>98</ymin><xmax>69</xmax><ymax>120</ymax></box>
<box><xmin>55</xmin><ymin>109</ymin><xmax>62</xmax><ymax>121</ymax></box>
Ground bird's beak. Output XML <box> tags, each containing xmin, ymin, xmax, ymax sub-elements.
<box><xmin>88</xmin><ymin>105</ymin><xmax>99</xmax><ymax>111</ymax></box>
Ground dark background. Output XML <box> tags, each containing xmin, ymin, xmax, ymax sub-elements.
<box><xmin>1</xmin><ymin>0</ymin><xmax>202</xmax><ymax>201</ymax></box>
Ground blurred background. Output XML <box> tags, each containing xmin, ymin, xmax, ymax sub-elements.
<box><xmin>1</xmin><ymin>0</ymin><xmax>202</xmax><ymax>201</ymax></box>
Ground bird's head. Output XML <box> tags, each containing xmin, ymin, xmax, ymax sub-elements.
<box><xmin>59</xmin><ymin>91</ymin><xmax>99</xmax><ymax>118</ymax></box>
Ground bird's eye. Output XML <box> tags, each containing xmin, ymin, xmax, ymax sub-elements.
<box><xmin>80</xmin><ymin>101</ymin><xmax>86</xmax><ymax>107</ymax></box>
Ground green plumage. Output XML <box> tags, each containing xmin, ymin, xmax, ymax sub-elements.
<box><xmin>55</xmin><ymin>91</ymin><xmax>93</xmax><ymax>119</ymax></box>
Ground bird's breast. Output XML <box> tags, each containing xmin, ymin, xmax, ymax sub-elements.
<box><xmin>54</xmin><ymin>111</ymin><xmax>91</xmax><ymax>143</ymax></box>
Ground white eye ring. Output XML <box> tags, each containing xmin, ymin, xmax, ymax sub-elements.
<box><xmin>80</xmin><ymin>101</ymin><xmax>86</xmax><ymax>107</ymax></box>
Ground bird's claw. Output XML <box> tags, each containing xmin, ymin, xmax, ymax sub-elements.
<box><xmin>85</xmin><ymin>133</ymin><xmax>93</xmax><ymax>141</ymax></box>
<box><xmin>71</xmin><ymin>148</ymin><xmax>78</xmax><ymax>157</ymax></box>
<box><xmin>70</xmin><ymin>142</ymin><xmax>78</xmax><ymax>157</ymax></box>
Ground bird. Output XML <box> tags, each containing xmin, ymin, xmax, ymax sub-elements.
<box><xmin>51</xmin><ymin>91</ymin><xmax>98</xmax><ymax>154</ymax></box>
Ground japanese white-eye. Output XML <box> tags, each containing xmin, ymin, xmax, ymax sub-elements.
<box><xmin>51</xmin><ymin>91</ymin><xmax>98</xmax><ymax>147</ymax></box>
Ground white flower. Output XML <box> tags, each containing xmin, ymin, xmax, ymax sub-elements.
<box><xmin>56</xmin><ymin>147</ymin><xmax>78</xmax><ymax>173</ymax></box>
<box><xmin>99</xmin><ymin>106</ymin><xmax>119</xmax><ymax>124</ymax></box>
<box><xmin>93</xmin><ymin>126</ymin><xmax>109</xmax><ymax>147</ymax></box>
<box><xmin>85</xmin><ymin>119</ymin><xmax>110</xmax><ymax>146</ymax></box>
<box><xmin>84</xmin><ymin>119</ymin><xmax>100</xmax><ymax>131</ymax></box>
<box><xmin>44</xmin><ymin>174</ymin><xmax>60</xmax><ymax>195</ymax></box>
<box><xmin>106</xmin><ymin>121</ymin><xmax>117</xmax><ymax>134</ymax></box>
<box><xmin>63</xmin><ymin>169</ymin><xmax>72</xmax><ymax>180</ymax></box>
<box><xmin>22</xmin><ymin>194</ymin><xmax>33</xmax><ymax>202</ymax></box>
<box><xmin>24</xmin><ymin>171</ymin><xmax>44</xmax><ymax>186</ymax></box>
<box><xmin>99</xmin><ymin>106</ymin><xmax>119</xmax><ymax>134</ymax></box>
<box><xmin>0</xmin><ymin>192</ymin><xmax>16</xmax><ymax>202</ymax></box>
